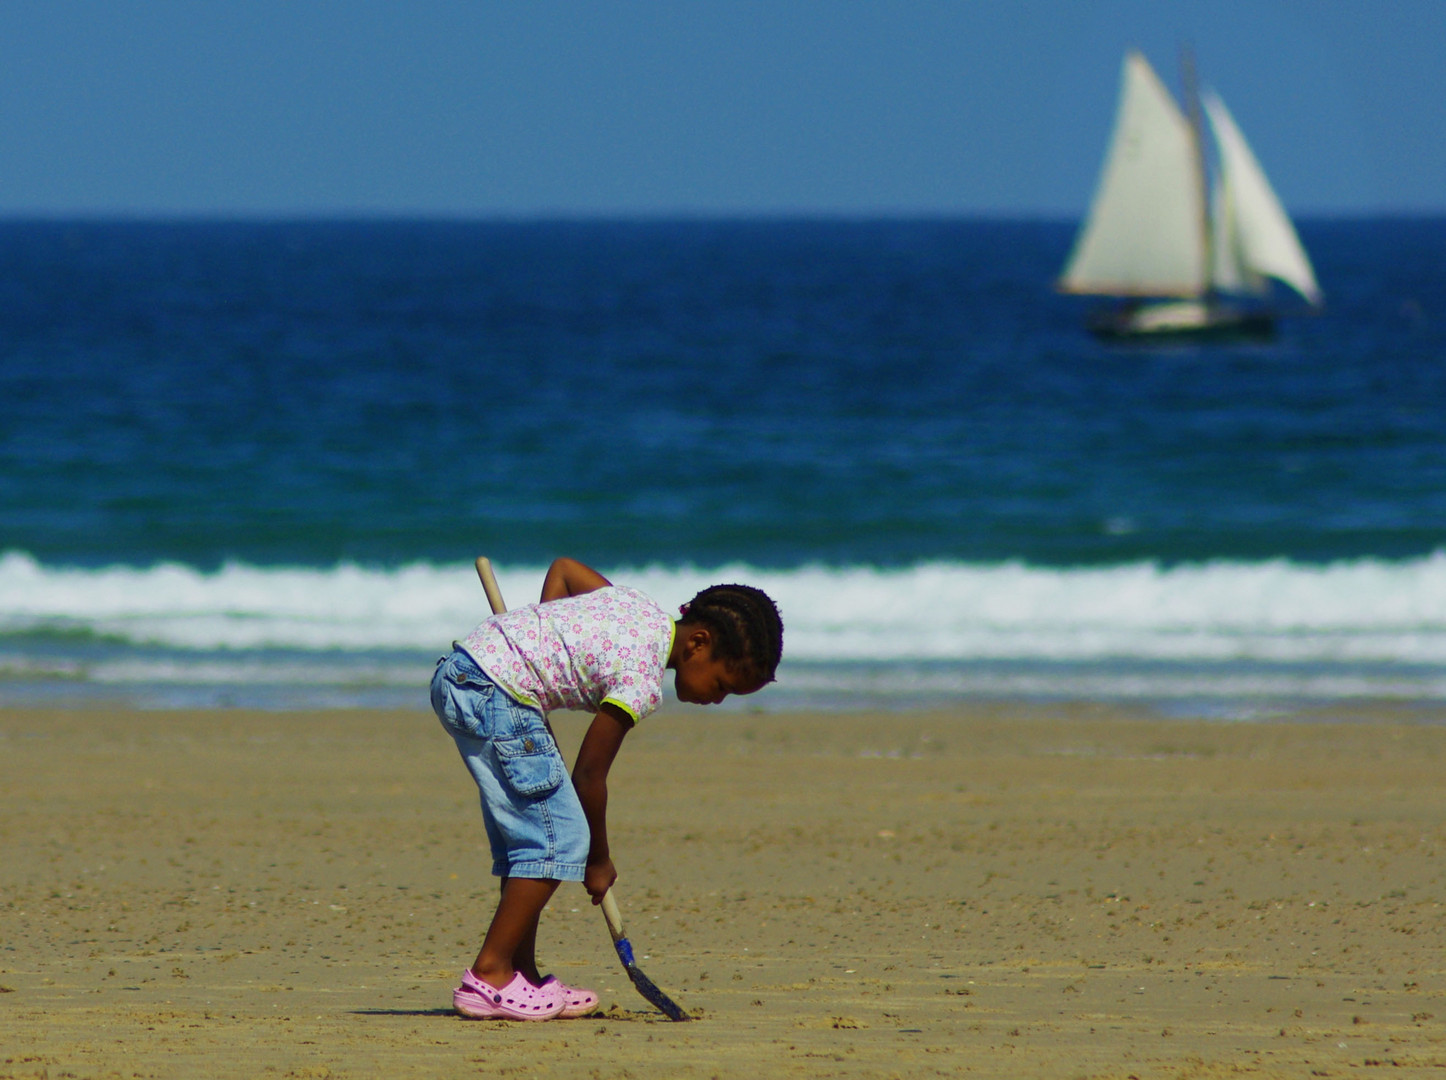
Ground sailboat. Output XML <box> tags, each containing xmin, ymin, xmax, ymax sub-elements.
<box><xmin>1058</xmin><ymin>50</ymin><xmax>1322</xmax><ymax>341</ymax></box>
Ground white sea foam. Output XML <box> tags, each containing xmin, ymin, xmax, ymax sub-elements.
<box><xmin>4</xmin><ymin>549</ymin><xmax>1446</xmax><ymax>668</ymax></box>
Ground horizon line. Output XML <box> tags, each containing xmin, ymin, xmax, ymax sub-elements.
<box><xmin>0</xmin><ymin>208</ymin><xmax>1438</xmax><ymax>225</ymax></box>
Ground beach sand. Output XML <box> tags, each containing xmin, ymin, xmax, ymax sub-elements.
<box><xmin>3</xmin><ymin>701</ymin><xmax>1445</xmax><ymax>1078</ymax></box>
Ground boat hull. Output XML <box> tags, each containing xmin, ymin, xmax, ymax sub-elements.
<box><xmin>1087</xmin><ymin>299</ymin><xmax>1274</xmax><ymax>343</ymax></box>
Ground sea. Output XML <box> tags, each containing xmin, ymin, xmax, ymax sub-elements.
<box><xmin>2</xmin><ymin>217</ymin><xmax>1444</xmax><ymax>716</ymax></box>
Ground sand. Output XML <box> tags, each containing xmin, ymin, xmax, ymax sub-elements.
<box><xmin>3</xmin><ymin>701</ymin><xmax>1446</xmax><ymax>1078</ymax></box>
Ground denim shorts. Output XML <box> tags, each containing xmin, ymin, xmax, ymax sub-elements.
<box><xmin>430</xmin><ymin>648</ymin><xmax>589</xmax><ymax>881</ymax></box>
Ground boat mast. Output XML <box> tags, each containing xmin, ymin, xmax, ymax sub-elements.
<box><xmin>1179</xmin><ymin>45</ymin><xmax>1214</xmax><ymax>303</ymax></box>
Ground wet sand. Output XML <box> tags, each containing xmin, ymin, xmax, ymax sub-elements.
<box><xmin>3</xmin><ymin>701</ymin><xmax>1446</xmax><ymax>1078</ymax></box>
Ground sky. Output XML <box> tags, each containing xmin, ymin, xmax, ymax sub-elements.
<box><xmin>0</xmin><ymin>1</ymin><xmax>1441</xmax><ymax>218</ymax></box>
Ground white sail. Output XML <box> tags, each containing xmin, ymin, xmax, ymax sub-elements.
<box><xmin>1203</xmin><ymin>91</ymin><xmax>1322</xmax><ymax>306</ymax></box>
<box><xmin>1059</xmin><ymin>51</ymin><xmax>1206</xmax><ymax>297</ymax></box>
<box><xmin>1209</xmin><ymin>173</ymin><xmax>1266</xmax><ymax>296</ymax></box>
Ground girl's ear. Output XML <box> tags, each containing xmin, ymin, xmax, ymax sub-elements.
<box><xmin>683</xmin><ymin>626</ymin><xmax>713</xmax><ymax>657</ymax></box>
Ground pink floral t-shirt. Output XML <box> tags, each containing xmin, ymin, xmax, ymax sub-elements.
<box><xmin>460</xmin><ymin>585</ymin><xmax>675</xmax><ymax>722</ymax></box>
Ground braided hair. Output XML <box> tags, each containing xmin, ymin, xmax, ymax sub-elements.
<box><xmin>677</xmin><ymin>584</ymin><xmax>784</xmax><ymax>685</ymax></box>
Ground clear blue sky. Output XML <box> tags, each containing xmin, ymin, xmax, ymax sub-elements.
<box><xmin>0</xmin><ymin>0</ymin><xmax>1440</xmax><ymax>218</ymax></box>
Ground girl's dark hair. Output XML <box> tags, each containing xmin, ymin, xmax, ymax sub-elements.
<box><xmin>678</xmin><ymin>584</ymin><xmax>784</xmax><ymax>684</ymax></box>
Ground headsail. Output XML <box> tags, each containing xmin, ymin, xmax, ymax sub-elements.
<box><xmin>1202</xmin><ymin>91</ymin><xmax>1322</xmax><ymax>306</ymax></box>
<box><xmin>1058</xmin><ymin>51</ymin><xmax>1206</xmax><ymax>298</ymax></box>
<box><xmin>1209</xmin><ymin>168</ymin><xmax>1264</xmax><ymax>296</ymax></box>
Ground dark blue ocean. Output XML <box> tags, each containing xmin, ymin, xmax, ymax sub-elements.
<box><xmin>2</xmin><ymin>218</ymin><xmax>1445</xmax><ymax>711</ymax></box>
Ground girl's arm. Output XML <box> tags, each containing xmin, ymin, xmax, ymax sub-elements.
<box><xmin>571</xmin><ymin>703</ymin><xmax>633</xmax><ymax>903</ymax></box>
<box><xmin>540</xmin><ymin>557</ymin><xmax>612</xmax><ymax>603</ymax></box>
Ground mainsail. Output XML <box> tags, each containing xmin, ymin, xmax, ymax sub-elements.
<box><xmin>1058</xmin><ymin>51</ymin><xmax>1205</xmax><ymax>298</ymax></box>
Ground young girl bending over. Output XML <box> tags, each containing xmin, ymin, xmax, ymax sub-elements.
<box><xmin>430</xmin><ymin>556</ymin><xmax>784</xmax><ymax>1020</ymax></box>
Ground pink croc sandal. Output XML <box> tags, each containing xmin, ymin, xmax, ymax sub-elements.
<box><xmin>453</xmin><ymin>969</ymin><xmax>565</xmax><ymax>1020</ymax></box>
<box><xmin>539</xmin><ymin>975</ymin><xmax>600</xmax><ymax>1018</ymax></box>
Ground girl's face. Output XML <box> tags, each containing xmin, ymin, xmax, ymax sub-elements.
<box><xmin>673</xmin><ymin>646</ymin><xmax>762</xmax><ymax>705</ymax></box>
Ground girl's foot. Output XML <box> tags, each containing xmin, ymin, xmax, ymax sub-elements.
<box><xmin>453</xmin><ymin>969</ymin><xmax>565</xmax><ymax>1020</ymax></box>
<box><xmin>539</xmin><ymin>975</ymin><xmax>600</xmax><ymax>1018</ymax></box>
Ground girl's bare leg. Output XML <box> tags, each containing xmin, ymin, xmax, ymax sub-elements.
<box><xmin>512</xmin><ymin>907</ymin><xmax>544</xmax><ymax>984</ymax></box>
<box><xmin>471</xmin><ymin>877</ymin><xmax>559</xmax><ymax>989</ymax></box>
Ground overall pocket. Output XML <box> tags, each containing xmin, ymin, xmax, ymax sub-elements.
<box><xmin>492</xmin><ymin>732</ymin><xmax>567</xmax><ymax>798</ymax></box>
<box><xmin>431</xmin><ymin>654</ymin><xmax>496</xmax><ymax>739</ymax></box>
